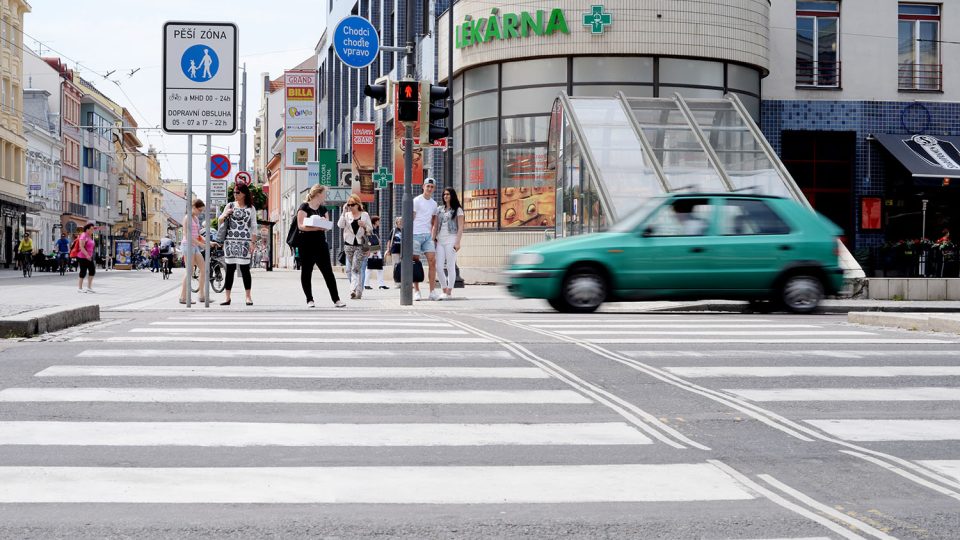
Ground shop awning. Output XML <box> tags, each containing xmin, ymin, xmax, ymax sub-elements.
<box><xmin>0</xmin><ymin>191</ymin><xmax>41</xmax><ymax>212</ymax></box>
<box><xmin>875</xmin><ymin>133</ymin><xmax>960</xmax><ymax>184</ymax></box>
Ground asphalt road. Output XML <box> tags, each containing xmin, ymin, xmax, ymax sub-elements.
<box><xmin>0</xmin><ymin>309</ymin><xmax>957</xmax><ymax>539</ymax></box>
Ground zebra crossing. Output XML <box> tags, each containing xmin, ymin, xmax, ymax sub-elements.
<box><xmin>500</xmin><ymin>314</ymin><xmax>960</xmax><ymax>497</ymax></box>
<box><xmin>0</xmin><ymin>312</ymin><xmax>766</xmax><ymax>507</ymax></box>
<box><xmin>660</xmin><ymin>357</ymin><xmax>960</xmax><ymax>489</ymax></box>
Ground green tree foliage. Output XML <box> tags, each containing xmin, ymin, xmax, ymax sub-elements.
<box><xmin>226</xmin><ymin>181</ymin><xmax>268</xmax><ymax>210</ymax></box>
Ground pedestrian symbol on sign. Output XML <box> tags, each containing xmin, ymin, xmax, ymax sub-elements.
<box><xmin>181</xmin><ymin>44</ymin><xmax>219</xmax><ymax>81</ymax></box>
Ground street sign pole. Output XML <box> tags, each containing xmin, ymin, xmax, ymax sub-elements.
<box><xmin>163</xmin><ymin>21</ymin><xmax>238</xmax><ymax>308</ymax></box>
<box><xmin>204</xmin><ymin>135</ymin><xmax>212</xmax><ymax>308</ymax></box>
<box><xmin>185</xmin><ymin>134</ymin><xmax>193</xmax><ymax>308</ymax></box>
<box><xmin>400</xmin><ymin>0</ymin><xmax>416</xmax><ymax>306</ymax></box>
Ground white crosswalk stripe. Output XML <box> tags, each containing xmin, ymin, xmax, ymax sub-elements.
<box><xmin>0</xmin><ymin>463</ymin><xmax>755</xmax><ymax>504</ymax></box>
<box><xmin>71</xmin><ymin>313</ymin><xmax>494</xmax><ymax>344</ymax></box>
<box><xmin>0</xmin><ymin>421</ymin><xmax>652</xmax><ymax>447</ymax></box>
<box><xmin>506</xmin><ymin>317</ymin><xmax>959</xmax><ymax>344</ymax></box>
<box><xmin>36</xmin><ymin>365</ymin><xmax>551</xmax><ymax>379</ymax></box>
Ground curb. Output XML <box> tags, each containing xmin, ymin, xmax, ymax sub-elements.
<box><xmin>848</xmin><ymin>312</ymin><xmax>960</xmax><ymax>334</ymax></box>
<box><xmin>0</xmin><ymin>304</ymin><xmax>100</xmax><ymax>338</ymax></box>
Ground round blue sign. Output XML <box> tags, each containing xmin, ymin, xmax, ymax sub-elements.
<box><xmin>181</xmin><ymin>44</ymin><xmax>220</xmax><ymax>81</ymax></box>
<box><xmin>333</xmin><ymin>16</ymin><xmax>380</xmax><ymax>69</ymax></box>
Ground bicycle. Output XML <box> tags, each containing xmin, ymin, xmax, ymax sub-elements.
<box><xmin>160</xmin><ymin>255</ymin><xmax>172</xmax><ymax>280</ymax></box>
<box><xmin>20</xmin><ymin>254</ymin><xmax>32</xmax><ymax>278</ymax></box>
<box><xmin>57</xmin><ymin>254</ymin><xmax>68</xmax><ymax>276</ymax></box>
<box><xmin>191</xmin><ymin>246</ymin><xmax>225</xmax><ymax>294</ymax></box>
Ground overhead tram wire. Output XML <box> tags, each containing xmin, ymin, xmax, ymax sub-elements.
<box><xmin>20</xmin><ymin>29</ymin><xmax>184</xmax><ymax>178</ymax></box>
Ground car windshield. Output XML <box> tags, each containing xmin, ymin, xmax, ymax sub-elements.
<box><xmin>607</xmin><ymin>197</ymin><xmax>666</xmax><ymax>233</ymax></box>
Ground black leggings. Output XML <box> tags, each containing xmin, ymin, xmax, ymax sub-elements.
<box><xmin>300</xmin><ymin>246</ymin><xmax>339</xmax><ymax>303</ymax></box>
<box><xmin>225</xmin><ymin>263</ymin><xmax>252</xmax><ymax>291</ymax></box>
<box><xmin>78</xmin><ymin>258</ymin><xmax>96</xmax><ymax>279</ymax></box>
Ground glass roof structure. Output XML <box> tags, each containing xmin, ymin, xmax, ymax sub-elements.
<box><xmin>547</xmin><ymin>92</ymin><xmax>863</xmax><ymax>278</ymax></box>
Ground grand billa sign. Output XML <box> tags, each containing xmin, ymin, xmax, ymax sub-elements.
<box><xmin>454</xmin><ymin>6</ymin><xmax>613</xmax><ymax>49</ymax></box>
<box><xmin>283</xmin><ymin>70</ymin><xmax>317</xmax><ymax>171</ymax></box>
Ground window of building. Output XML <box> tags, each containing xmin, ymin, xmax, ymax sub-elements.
<box><xmin>796</xmin><ymin>1</ymin><xmax>840</xmax><ymax>87</ymax></box>
<box><xmin>86</xmin><ymin>111</ymin><xmax>111</xmax><ymax>138</ymax></box>
<box><xmin>781</xmin><ymin>130</ymin><xmax>854</xmax><ymax>242</ymax></box>
<box><xmin>899</xmin><ymin>3</ymin><xmax>941</xmax><ymax>91</ymax></box>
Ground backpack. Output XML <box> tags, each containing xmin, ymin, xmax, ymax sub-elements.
<box><xmin>68</xmin><ymin>238</ymin><xmax>80</xmax><ymax>258</ymax></box>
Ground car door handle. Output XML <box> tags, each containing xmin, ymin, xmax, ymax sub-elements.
<box><xmin>778</xmin><ymin>245</ymin><xmax>792</xmax><ymax>251</ymax></box>
<box><xmin>690</xmin><ymin>247</ymin><xmax>705</xmax><ymax>253</ymax></box>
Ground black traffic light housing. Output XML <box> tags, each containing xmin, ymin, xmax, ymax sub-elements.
<box><xmin>396</xmin><ymin>80</ymin><xmax>420</xmax><ymax>123</ymax></box>
<box><xmin>420</xmin><ymin>81</ymin><xmax>450</xmax><ymax>146</ymax></box>
<box><xmin>363</xmin><ymin>75</ymin><xmax>392</xmax><ymax>111</ymax></box>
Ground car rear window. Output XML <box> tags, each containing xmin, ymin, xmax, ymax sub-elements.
<box><xmin>719</xmin><ymin>199</ymin><xmax>791</xmax><ymax>236</ymax></box>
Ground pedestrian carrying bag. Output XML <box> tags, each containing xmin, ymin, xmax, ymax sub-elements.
<box><xmin>215</xmin><ymin>203</ymin><xmax>232</xmax><ymax>243</ymax></box>
<box><xmin>393</xmin><ymin>260</ymin><xmax>424</xmax><ymax>283</ymax></box>
<box><xmin>285</xmin><ymin>220</ymin><xmax>300</xmax><ymax>248</ymax></box>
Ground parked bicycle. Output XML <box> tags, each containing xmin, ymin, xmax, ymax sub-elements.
<box><xmin>191</xmin><ymin>245</ymin><xmax>225</xmax><ymax>294</ymax></box>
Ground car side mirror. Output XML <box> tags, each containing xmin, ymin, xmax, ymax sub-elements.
<box><xmin>641</xmin><ymin>226</ymin><xmax>655</xmax><ymax>238</ymax></box>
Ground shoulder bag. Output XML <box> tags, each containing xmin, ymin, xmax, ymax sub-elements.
<box><xmin>216</xmin><ymin>203</ymin><xmax>233</xmax><ymax>243</ymax></box>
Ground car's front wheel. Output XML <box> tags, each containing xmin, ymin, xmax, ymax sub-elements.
<box><xmin>553</xmin><ymin>266</ymin><xmax>607</xmax><ymax>313</ymax></box>
<box><xmin>780</xmin><ymin>275</ymin><xmax>824</xmax><ymax>314</ymax></box>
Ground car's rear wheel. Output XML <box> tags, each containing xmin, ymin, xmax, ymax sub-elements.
<box><xmin>554</xmin><ymin>266</ymin><xmax>606</xmax><ymax>313</ymax></box>
<box><xmin>780</xmin><ymin>275</ymin><xmax>824</xmax><ymax>314</ymax></box>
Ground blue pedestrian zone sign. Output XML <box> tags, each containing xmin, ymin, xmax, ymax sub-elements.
<box><xmin>181</xmin><ymin>44</ymin><xmax>219</xmax><ymax>81</ymax></box>
<box><xmin>333</xmin><ymin>16</ymin><xmax>379</xmax><ymax>69</ymax></box>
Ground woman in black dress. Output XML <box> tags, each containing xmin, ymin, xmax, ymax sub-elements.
<box><xmin>297</xmin><ymin>184</ymin><xmax>345</xmax><ymax>308</ymax></box>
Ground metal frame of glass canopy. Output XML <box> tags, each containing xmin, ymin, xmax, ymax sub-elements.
<box><xmin>546</xmin><ymin>91</ymin><xmax>864</xmax><ymax>278</ymax></box>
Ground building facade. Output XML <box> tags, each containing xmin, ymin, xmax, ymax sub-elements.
<box><xmin>303</xmin><ymin>0</ymin><xmax>955</xmax><ymax>280</ymax></box>
<box><xmin>75</xmin><ymin>80</ymin><xmax>120</xmax><ymax>261</ymax></box>
<box><xmin>0</xmin><ymin>0</ymin><xmax>30</xmax><ymax>267</ymax></box>
<box><xmin>764</xmin><ymin>1</ymin><xmax>960</xmax><ymax>276</ymax></box>
<box><xmin>22</xmin><ymin>87</ymin><xmax>62</xmax><ymax>254</ymax></box>
<box><xmin>38</xmin><ymin>57</ymin><xmax>86</xmax><ymax>238</ymax></box>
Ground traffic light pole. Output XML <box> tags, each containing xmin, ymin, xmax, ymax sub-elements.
<box><xmin>399</xmin><ymin>0</ymin><xmax>416</xmax><ymax>306</ymax></box>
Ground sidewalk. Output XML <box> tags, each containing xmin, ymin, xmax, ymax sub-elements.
<box><xmin>108</xmin><ymin>267</ymin><xmax>960</xmax><ymax>314</ymax></box>
<box><xmin>4</xmin><ymin>266</ymin><xmax>960</xmax><ymax>335</ymax></box>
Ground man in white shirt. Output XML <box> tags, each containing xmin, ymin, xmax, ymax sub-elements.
<box><xmin>412</xmin><ymin>177</ymin><xmax>439</xmax><ymax>300</ymax></box>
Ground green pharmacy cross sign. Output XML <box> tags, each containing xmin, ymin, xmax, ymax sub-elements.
<box><xmin>373</xmin><ymin>167</ymin><xmax>392</xmax><ymax>189</ymax></box>
<box><xmin>583</xmin><ymin>5</ymin><xmax>612</xmax><ymax>35</ymax></box>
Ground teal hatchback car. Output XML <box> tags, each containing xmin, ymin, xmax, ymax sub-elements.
<box><xmin>505</xmin><ymin>194</ymin><xmax>845</xmax><ymax>313</ymax></box>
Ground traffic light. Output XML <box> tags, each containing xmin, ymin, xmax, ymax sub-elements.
<box><xmin>396</xmin><ymin>79</ymin><xmax>420</xmax><ymax>123</ymax></box>
<box><xmin>420</xmin><ymin>81</ymin><xmax>450</xmax><ymax>146</ymax></box>
<box><xmin>363</xmin><ymin>75</ymin><xmax>393</xmax><ymax>111</ymax></box>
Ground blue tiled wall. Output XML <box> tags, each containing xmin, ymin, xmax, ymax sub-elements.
<box><xmin>761</xmin><ymin>99</ymin><xmax>960</xmax><ymax>249</ymax></box>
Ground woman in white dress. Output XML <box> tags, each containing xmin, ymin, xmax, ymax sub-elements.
<box><xmin>219</xmin><ymin>182</ymin><xmax>257</xmax><ymax>306</ymax></box>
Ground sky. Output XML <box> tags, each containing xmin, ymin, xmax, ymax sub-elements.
<box><xmin>24</xmin><ymin>0</ymin><xmax>326</xmax><ymax>199</ymax></box>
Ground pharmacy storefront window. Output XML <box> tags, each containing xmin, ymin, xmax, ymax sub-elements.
<box><xmin>463</xmin><ymin>149</ymin><xmax>499</xmax><ymax>229</ymax></box>
<box><xmin>501</xmin><ymin>146</ymin><xmax>554</xmax><ymax>228</ymax></box>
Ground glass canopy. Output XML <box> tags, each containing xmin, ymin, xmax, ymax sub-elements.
<box><xmin>547</xmin><ymin>92</ymin><xmax>863</xmax><ymax>277</ymax></box>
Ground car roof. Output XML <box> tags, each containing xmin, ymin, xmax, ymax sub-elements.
<box><xmin>665</xmin><ymin>193</ymin><xmax>788</xmax><ymax>200</ymax></box>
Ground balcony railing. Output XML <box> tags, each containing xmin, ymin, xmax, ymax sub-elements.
<box><xmin>899</xmin><ymin>63</ymin><xmax>943</xmax><ymax>92</ymax></box>
<box><xmin>796</xmin><ymin>60</ymin><xmax>841</xmax><ymax>88</ymax></box>
<box><xmin>62</xmin><ymin>201</ymin><xmax>87</xmax><ymax>217</ymax></box>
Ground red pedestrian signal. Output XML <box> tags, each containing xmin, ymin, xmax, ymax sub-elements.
<box><xmin>397</xmin><ymin>80</ymin><xmax>420</xmax><ymax>123</ymax></box>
